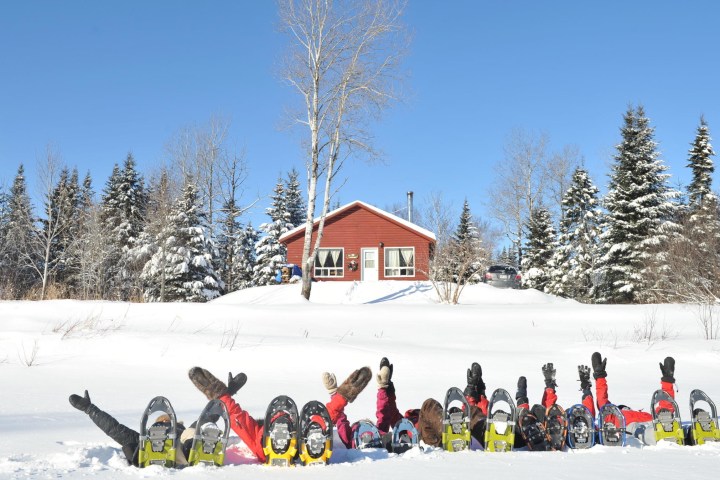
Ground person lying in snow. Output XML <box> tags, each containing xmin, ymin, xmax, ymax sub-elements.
<box><xmin>188</xmin><ymin>365</ymin><xmax>369</xmax><ymax>462</ymax></box>
<box><xmin>578</xmin><ymin>351</ymin><xmax>676</xmax><ymax>444</ymax></box>
<box><xmin>67</xmin><ymin>390</ymin><xmax>195</xmax><ymax>466</ymax></box>
<box><xmin>323</xmin><ymin>357</ymin><xmax>420</xmax><ymax>450</ymax></box>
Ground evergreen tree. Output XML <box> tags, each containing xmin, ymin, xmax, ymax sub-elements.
<box><xmin>598</xmin><ymin>105</ymin><xmax>680</xmax><ymax>303</ymax></box>
<box><xmin>253</xmin><ymin>179</ymin><xmax>292</xmax><ymax>286</ymax></box>
<box><xmin>141</xmin><ymin>180</ymin><xmax>222</xmax><ymax>302</ymax></box>
<box><xmin>3</xmin><ymin>165</ymin><xmax>37</xmax><ymax>297</ymax></box>
<box><xmin>216</xmin><ymin>197</ymin><xmax>242</xmax><ymax>293</ymax></box>
<box><xmin>232</xmin><ymin>223</ymin><xmax>259</xmax><ymax>290</ymax></box>
<box><xmin>285</xmin><ymin>168</ymin><xmax>306</xmax><ymax>229</ymax></box>
<box><xmin>452</xmin><ymin>199</ymin><xmax>485</xmax><ymax>283</ymax></box>
<box><xmin>48</xmin><ymin>168</ymin><xmax>83</xmax><ymax>291</ymax></box>
<box><xmin>100</xmin><ymin>154</ymin><xmax>147</xmax><ymax>299</ymax></box>
<box><xmin>521</xmin><ymin>207</ymin><xmax>556</xmax><ymax>292</ymax></box>
<box><xmin>547</xmin><ymin>167</ymin><xmax>601</xmax><ymax>302</ymax></box>
<box><xmin>685</xmin><ymin>116</ymin><xmax>719</xmax><ymax>243</ymax></box>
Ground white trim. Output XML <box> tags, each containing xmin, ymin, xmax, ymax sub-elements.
<box><xmin>384</xmin><ymin>246</ymin><xmax>415</xmax><ymax>277</ymax></box>
<box><xmin>279</xmin><ymin>200</ymin><xmax>436</xmax><ymax>243</ymax></box>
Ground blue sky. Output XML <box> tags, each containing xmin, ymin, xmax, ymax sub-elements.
<box><xmin>1</xmin><ymin>1</ymin><xmax>718</xmax><ymax>230</ymax></box>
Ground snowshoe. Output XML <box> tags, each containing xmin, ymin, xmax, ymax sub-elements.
<box><xmin>566</xmin><ymin>404</ymin><xmax>595</xmax><ymax>449</ymax></box>
<box><xmin>352</xmin><ymin>420</ymin><xmax>384</xmax><ymax>449</ymax></box>
<box><xmin>441</xmin><ymin>387</ymin><xmax>472</xmax><ymax>452</ymax></box>
<box><xmin>544</xmin><ymin>404</ymin><xmax>567</xmax><ymax>451</ymax></box>
<box><xmin>188</xmin><ymin>399</ymin><xmax>230</xmax><ymax>467</ymax></box>
<box><xmin>689</xmin><ymin>389</ymin><xmax>720</xmax><ymax>445</ymax></box>
<box><xmin>390</xmin><ymin>417</ymin><xmax>420</xmax><ymax>453</ymax></box>
<box><xmin>517</xmin><ymin>407</ymin><xmax>550</xmax><ymax>451</ymax></box>
<box><xmin>651</xmin><ymin>389</ymin><xmax>684</xmax><ymax>445</ymax></box>
<box><xmin>261</xmin><ymin>395</ymin><xmax>299</xmax><ymax>466</ymax></box>
<box><xmin>484</xmin><ymin>388</ymin><xmax>516</xmax><ymax>452</ymax></box>
<box><xmin>138</xmin><ymin>396</ymin><xmax>178</xmax><ymax>468</ymax></box>
<box><xmin>597</xmin><ymin>403</ymin><xmax>626</xmax><ymax>446</ymax></box>
<box><xmin>297</xmin><ymin>400</ymin><xmax>333</xmax><ymax>466</ymax></box>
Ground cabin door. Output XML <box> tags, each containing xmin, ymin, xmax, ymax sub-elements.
<box><xmin>361</xmin><ymin>248</ymin><xmax>379</xmax><ymax>281</ymax></box>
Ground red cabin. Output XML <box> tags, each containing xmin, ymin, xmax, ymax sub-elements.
<box><xmin>279</xmin><ymin>201</ymin><xmax>436</xmax><ymax>281</ymax></box>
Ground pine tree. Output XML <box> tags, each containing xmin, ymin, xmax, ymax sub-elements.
<box><xmin>48</xmin><ymin>168</ymin><xmax>83</xmax><ymax>292</ymax></box>
<box><xmin>685</xmin><ymin>116</ymin><xmax>719</xmax><ymax>242</ymax></box>
<box><xmin>253</xmin><ymin>179</ymin><xmax>292</xmax><ymax>286</ymax></box>
<box><xmin>232</xmin><ymin>223</ymin><xmax>259</xmax><ymax>290</ymax></box>
<box><xmin>285</xmin><ymin>168</ymin><xmax>306</xmax><ymax>229</ymax></box>
<box><xmin>452</xmin><ymin>199</ymin><xmax>485</xmax><ymax>283</ymax></box>
<box><xmin>598</xmin><ymin>105</ymin><xmax>681</xmax><ymax>303</ymax></box>
<box><xmin>521</xmin><ymin>207</ymin><xmax>556</xmax><ymax>292</ymax></box>
<box><xmin>3</xmin><ymin>165</ymin><xmax>37</xmax><ymax>297</ymax></box>
<box><xmin>141</xmin><ymin>180</ymin><xmax>222</xmax><ymax>302</ymax></box>
<box><xmin>547</xmin><ymin>167</ymin><xmax>601</xmax><ymax>302</ymax></box>
<box><xmin>100</xmin><ymin>154</ymin><xmax>147</xmax><ymax>299</ymax></box>
<box><xmin>216</xmin><ymin>197</ymin><xmax>242</xmax><ymax>293</ymax></box>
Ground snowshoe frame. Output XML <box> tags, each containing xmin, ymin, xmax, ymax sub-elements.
<box><xmin>441</xmin><ymin>387</ymin><xmax>472</xmax><ymax>452</ymax></box>
<box><xmin>484</xmin><ymin>388</ymin><xmax>516</xmax><ymax>452</ymax></box>
<box><xmin>138</xmin><ymin>396</ymin><xmax>178</xmax><ymax>468</ymax></box>
<box><xmin>188</xmin><ymin>399</ymin><xmax>230</xmax><ymax>467</ymax></box>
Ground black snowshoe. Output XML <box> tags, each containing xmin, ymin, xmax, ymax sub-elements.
<box><xmin>544</xmin><ymin>404</ymin><xmax>568</xmax><ymax>451</ymax></box>
<box><xmin>188</xmin><ymin>399</ymin><xmax>230</xmax><ymax>467</ymax></box>
<box><xmin>597</xmin><ymin>403</ymin><xmax>626</xmax><ymax>446</ymax></box>
<box><xmin>566</xmin><ymin>404</ymin><xmax>595</xmax><ymax>449</ymax></box>
<box><xmin>138</xmin><ymin>396</ymin><xmax>178</xmax><ymax>468</ymax></box>
<box><xmin>261</xmin><ymin>395</ymin><xmax>299</xmax><ymax>466</ymax></box>
<box><xmin>517</xmin><ymin>406</ymin><xmax>550</xmax><ymax>451</ymax></box>
<box><xmin>689</xmin><ymin>389</ymin><xmax>720</xmax><ymax>445</ymax></box>
<box><xmin>297</xmin><ymin>400</ymin><xmax>333</xmax><ymax>466</ymax></box>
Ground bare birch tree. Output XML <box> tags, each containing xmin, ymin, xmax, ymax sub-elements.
<box><xmin>279</xmin><ymin>0</ymin><xmax>407</xmax><ymax>299</ymax></box>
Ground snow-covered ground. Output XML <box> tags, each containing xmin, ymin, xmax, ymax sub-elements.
<box><xmin>1</xmin><ymin>281</ymin><xmax>718</xmax><ymax>479</ymax></box>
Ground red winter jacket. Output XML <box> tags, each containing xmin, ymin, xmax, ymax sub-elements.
<box><xmin>582</xmin><ymin>378</ymin><xmax>674</xmax><ymax>425</ymax></box>
<box><xmin>219</xmin><ymin>393</ymin><xmax>266</xmax><ymax>462</ymax></box>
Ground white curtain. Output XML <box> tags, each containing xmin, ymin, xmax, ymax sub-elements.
<box><xmin>400</xmin><ymin>248</ymin><xmax>414</xmax><ymax>267</ymax></box>
<box><xmin>331</xmin><ymin>249</ymin><xmax>341</xmax><ymax>267</ymax></box>
<box><xmin>317</xmin><ymin>249</ymin><xmax>329</xmax><ymax>267</ymax></box>
<box><xmin>387</xmin><ymin>249</ymin><xmax>400</xmax><ymax>268</ymax></box>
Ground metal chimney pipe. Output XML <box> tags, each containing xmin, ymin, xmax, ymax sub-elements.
<box><xmin>407</xmin><ymin>191</ymin><xmax>413</xmax><ymax>223</ymax></box>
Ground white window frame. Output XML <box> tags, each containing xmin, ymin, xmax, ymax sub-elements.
<box><xmin>314</xmin><ymin>247</ymin><xmax>345</xmax><ymax>278</ymax></box>
<box><xmin>384</xmin><ymin>246</ymin><xmax>415</xmax><ymax>277</ymax></box>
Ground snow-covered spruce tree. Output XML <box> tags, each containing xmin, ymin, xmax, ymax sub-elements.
<box><xmin>597</xmin><ymin>105</ymin><xmax>681</xmax><ymax>303</ymax></box>
<box><xmin>48</xmin><ymin>168</ymin><xmax>83</xmax><ymax>293</ymax></box>
<box><xmin>521</xmin><ymin>207</ymin><xmax>556</xmax><ymax>292</ymax></box>
<box><xmin>547</xmin><ymin>167</ymin><xmax>602</xmax><ymax>302</ymax></box>
<box><xmin>99</xmin><ymin>154</ymin><xmax>147</xmax><ymax>300</ymax></box>
<box><xmin>285</xmin><ymin>168</ymin><xmax>306</xmax><ymax>229</ymax></box>
<box><xmin>2</xmin><ymin>165</ymin><xmax>37</xmax><ymax>298</ymax></box>
<box><xmin>253</xmin><ymin>179</ymin><xmax>292</xmax><ymax>286</ymax></box>
<box><xmin>451</xmin><ymin>199</ymin><xmax>486</xmax><ymax>284</ymax></box>
<box><xmin>686</xmin><ymin>116</ymin><xmax>719</xmax><ymax>239</ymax></box>
<box><xmin>231</xmin><ymin>223</ymin><xmax>259</xmax><ymax>290</ymax></box>
<box><xmin>141</xmin><ymin>180</ymin><xmax>222</xmax><ymax>302</ymax></box>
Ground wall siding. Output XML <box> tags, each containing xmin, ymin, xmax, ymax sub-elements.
<box><xmin>283</xmin><ymin>204</ymin><xmax>433</xmax><ymax>281</ymax></box>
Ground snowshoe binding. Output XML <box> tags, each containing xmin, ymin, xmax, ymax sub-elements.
<box><xmin>689</xmin><ymin>389</ymin><xmax>720</xmax><ymax>445</ymax></box>
<box><xmin>188</xmin><ymin>399</ymin><xmax>230</xmax><ymax>467</ymax></box>
<box><xmin>597</xmin><ymin>403</ymin><xmax>626</xmax><ymax>446</ymax></box>
<box><xmin>297</xmin><ymin>400</ymin><xmax>333</xmax><ymax>466</ymax></box>
<box><xmin>517</xmin><ymin>406</ymin><xmax>550</xmax><ymax>451</ymax></box>
<box><xmin>138</xmin><ymin>396</ymin><xmax>178</xmax><ymax>468</ymax></box>
<box><xmin>352</xmin><ymin>420</ymin><xmax>384</xmax><ymax>449</ymax></box>
<box><xmin>261</xmin><ymin>395</ymin><xmax>299</xmax><ymax>466</ymax></box>
<box><xmin>390</xmin><ymin>417</ymin><xmax>420</xmax><ymax>453</ymax></box>
<box><xmin>544</xmin><ymin>404</ymin><xmax>568</xmax><ymax>451</ymax></box>
<box><xmin>566</xmin><ymin>404</ymin><xmax>595</xmax><ymax>449</ymax></box>
<box><xmin>651</xmin><ymin>389</ymin><xmax>684</xmax><ymax>445</ymax></box>
<box><xmin>441</xmin><ymin>387</ymin><xmax>472</xmax><ymax>452</ymax></box>
<box><xmin>484</xmin><ymin>388</ymin><xmax>516</xmax><ymax>452</ymax></box>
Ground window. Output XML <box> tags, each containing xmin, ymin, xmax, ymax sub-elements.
<box><xmin>314</xmin><ymin>248</ymin><xmax>344</xmax><ymax>277</ymax></box>
<box><xmin>384</xmin><ymin>247</ymin><xmax>415</xmax><ymax>277</ymax></box>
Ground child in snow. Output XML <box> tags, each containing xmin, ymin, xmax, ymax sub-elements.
<box><xmin>67</xmin><ymin>390</ymin><xmax>194</xmax><ymax>467</ymax></box>
<box><xmin>189</xmin><ymin>365</ymin><xmax>369</xmax><ymax>463</ymax></box>
<box><xmin>578</xmin><ymin>352</ymin><xmax>676</xmax><ymax>444</ymax></box>
<box><xmin>323</xmin><ymin>357</ymin><xmax>420</xmax><ymax>450</ymax></box>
